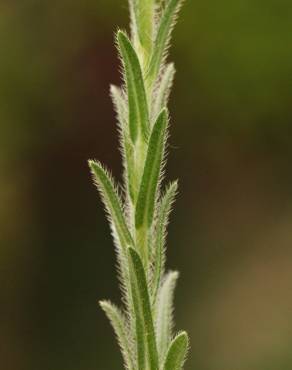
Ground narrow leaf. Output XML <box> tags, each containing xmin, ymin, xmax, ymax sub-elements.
<box><xmin>90</xmin><ymin>161</ymin><xmax>135</xmax><ymax>337</ymax></box>
<box><xmin>152</xmin><ymin>63</ymin><xmax>176</xmax><ymax>122</ymax></box>
<box><xmin>110</xmin><ymin>85</ymin><xmax>138</xmax><ymax>203</ymax></box>
<box><xmin>117</xmin><ymin>30</ymin><xmax>150</xmax><ymax>143</ymax></box>
<box><xmin>89</xmin><ymin>160</ymin><xmax>134</xmax><ymax>250</ymax></box>
<box><xmin>156</xmin><ymin>271</ymin><xmax>179</xmax><ymax>359</ymax></box>
<box><xmin>128</xmin><ymin>0</ymin><xmax>139</xmax><ymax>46</ymax></box>
<box><xmin>147</xmin><ymin>0</ymin><xmax>183</xmax><ymax>85</ymax></box>
<box><xmin>135</xmin><ymin>108</ymin><xmax>168</xmax><ymax>229</ymax></box>
<box><xmin>100</xmin><ymin>300</ymin><xmax>134</xmax><ymax>370</ymax></box>
<box><xmin>128</xmin><ymin>247</ymin><xmax>159</xmax><ymax>370</ymax></box>
<box><xmin>151</xmin><ymin>181</ymin><xmax>178</xmax><ymax>304</ymax></box>
<box><xmin>132</xmin><ymin>0</ymin><xmax>155</xmax><ymax>58</ymax></box>
<box><xmin>128</xmin><ymin>251</ymin><xmax>146</xmax><ymax>370</ymax></box>
<box><xmin>163</xmin><ymin>331</ymin><xmax>189</xmax><ymax>370</ymax></box>
<box><xmin>110</xmin><ymin>85</ymin><xmax>128</xmax><ymax>129</ymax></box>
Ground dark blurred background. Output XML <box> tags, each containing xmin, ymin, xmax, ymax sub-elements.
<box><xmin>1</xmin><ymin>1</ymin><xmax>292</xmax><ymax>369</ymax></box>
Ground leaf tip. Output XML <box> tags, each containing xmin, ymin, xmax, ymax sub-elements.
<box><xmin>177</xmin><ymin>330</ymin><xmax>189</xmax><ymax>343</ymax></box>
<box><xmin>176</xmin><ymin>330</ymin><xmax>190</xmax><ymax>357</ymax></box>
<box><xmin>88</xmin><ymin>159</ymin><xmax>103</xmax><ymax>177</ymax></box>
<box><xmin>160</xmin><ymin>106</ymin><xmax>168</xmax><ymax>118</ymax></box>
<box><xmin>171</xmin><ymin>179</ymin><xmax>179</xmax><ymax>191</ymax></box>
<box><xmin>88</xmin><ymin>158</ymin><xmax>94</xmax><ymax>166</ymax></box>
<box><xmin>99</xmin><ymin>299</ymin><xmax>116</xmax><ymax>313</ymax></box>
<box><xmin>117</xmin><ymin>29</ymin><xmax>128</xmax><ymax>46</ymax></box>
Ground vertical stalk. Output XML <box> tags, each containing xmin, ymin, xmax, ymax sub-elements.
<box><xmin>92</xmin><ymin>1</ymin><xmax>189</xmax><ymax>369</ymax></box>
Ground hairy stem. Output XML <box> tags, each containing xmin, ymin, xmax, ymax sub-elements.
<box><xmin>90</xmin><ymin>1</ymin><xmax>189</xmax><ymax>369</ymax></box>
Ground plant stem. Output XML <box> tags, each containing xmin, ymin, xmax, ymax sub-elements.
<box><xmin>90</xmin><ymin>1</ymin><xmax>189</xmax><ymax>369</ymax></box>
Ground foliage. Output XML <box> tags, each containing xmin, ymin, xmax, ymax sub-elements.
<box><xmin>89</xmin><ymin>1</ymin><xmax>189</xmax><ymax>369</ymax></box>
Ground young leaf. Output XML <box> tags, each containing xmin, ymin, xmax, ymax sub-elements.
<box><xmin>147</xmin><ymin>0</ymin><xmax>183</xmax><ymax>85</ymax></box>
<box><xmin>128</xmin><ymin>247</ymin><xmax>159</xmax><ymax>370</ymax></box>
<box><xmin>100</xmin><ymin>300</ymin><xmax>134</xmax><ymax>370</ymax></box>
<box><xmin>110</xmin><ymin>85</ymin><xmax>138</xmax><ymax>204</ymax></box>
<box><xmin>90</xmin><ymin>153</ymin><xmax>135</xmax><ymax>336</ymax></box>
<box><xmin>128</xmin><ymin>0</ymin><xmax>139</xmax><ymax>46</ymax></box>
<box><xmin>117</xmin><ymin>30</ymin><xmax>150</xmax><ymax>143</ymax></box>
<box><xmin>156</xmin><ymin>271</ymin><xmax>179</xmax><ymax>359</ymax></box>
<box><xmin>89</xmin><ymin>160</ymin><xmax>134</xmax><ymax>250</ymax></box>
<box><xmin>163</xmin><ymin>331</ymin><xmax>189</xmax><ymax>370</ymax></box>
<box><xmin>131</xmin><ymin>0</ymin><xmax>155</xmax><ymax>58</ymax></box>
<box><xmin>135</xmin><ymin>108</ymin><xmax>168</xmax><ymax>230</ymax></box>
<box><xmin>110</xmin><ymin>85</ymin><xmax>128</xmax><ymax>129</ymax></box>
<box><xmin>151</xmin><ymin>63</ymin><xmax>176</xmax><ymax>122</ymax></box>
<box><xmin>151</xmin><ymin>181</ymin><xmax>178</xmax><ymax>304</ymax></box>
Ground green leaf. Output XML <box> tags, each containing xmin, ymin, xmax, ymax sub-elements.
<box><xmin>131</xmin><ymin>0</ymin><xmax>155</xmax><ymax>58</ymax></box>
<box><xmin>100</xmin><ymin>300</ymin><xmax>134</xmax><ymax>370</ymax></box>
<box><xmin>135</xmin><ymin>108</ymin><xmax>168</xmax><ymax>230</ymax></box>
<box><xmin>89</xmin><ymin>160</ymin><xmax>134</xmax><ymax>250</ymax></box>
<box><xmin>117</xmin><ymin>30</ymin><xmax>150</xmax><ymax>143</ymax></box>
<box><xmin>147</xmin><ymin>0</ymin><xmax>183</xmax><ymax>86</ymax></box>
<box><xmin>128</xmin><ymin>251</ymin><xmax>146</xmax><ymax>370</ymax></box>
<box><xmin>89</xmin><ymin>162</ymin><xmax>135</xmax><ymax>338</ymax></box>
<box><xmin>151</xmin><ymin>63</ymin><xmax>176</xmax><ymax>122</ymax></box>
<box><xmin>151</xmin><ymin>181</ymin><xmax>178</xmax><ymax>305</ymax></box>
<box><xmin>128</xmin><ymin>0</ymin><xmax>139</xmax><ymax>46</ymax></box>
<box><xmin>128</xmin><ymin>247</ymin><xmax>159</xmax><ymax>370</ymax></box>
<box><xmin>156</xmin><ymin>271</ymin><xmax>179</xmax><ymax>359</ymax></box>
<box><xmin>110</xmin><ymin>85</ymin><xmax>138</xmax><ymax>204</ymax></box>
<box><xmin>163</xmin><ymin>331</ymin><xmax>189</xmax><ymax>370</ymax></box>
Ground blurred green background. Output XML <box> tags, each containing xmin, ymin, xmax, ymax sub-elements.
<box><xmin>1</xmin><ymin>1</ymin><xmax>292</xmax><ymax>369</ymax></box>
